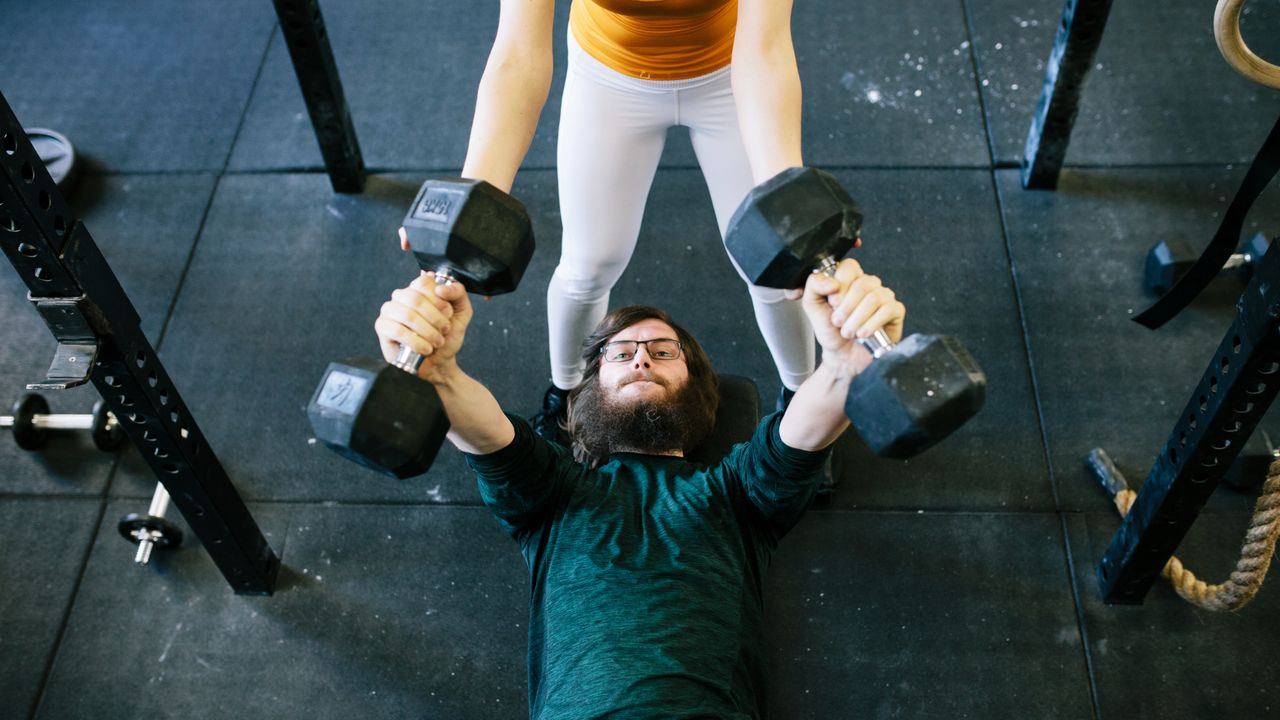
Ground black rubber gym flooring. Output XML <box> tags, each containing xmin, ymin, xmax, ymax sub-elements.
<box><xmin>3</xmin><ymin>0</ymin><xmax>1280</xmax><ymax>717</ymax></box>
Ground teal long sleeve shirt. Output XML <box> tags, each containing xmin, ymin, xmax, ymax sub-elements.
<box><xmin>465</xmin><ymin>411</ymin><xmax>828</xmax><ymax>719</ymax></box>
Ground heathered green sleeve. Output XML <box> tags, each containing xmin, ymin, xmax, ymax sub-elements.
<box><xmin>464</xmin><ymin>412</ymin><xmax>576</xmax><ymax>541</ymax></box>
<box><xmin>725</xmin><ymin>411</ymin><xmax>830</xmax><ymax>538</ymax></box>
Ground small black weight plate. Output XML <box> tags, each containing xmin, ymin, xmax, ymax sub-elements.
<box><xmin>12</xmin><ymin>393</ymin><xmax>50</xmax><ymax>450</ymax></box>
<box><xmin>117</xmin><ymin>513</ymin><xmax>184</xmax><ymax>549</ymax></box>
<box><xmin>91</xmin><ymin>399</ymin><xmax>126</xmax><ymax>451</ymax></box>
<box><xmin>25</xmin><ymin>128</ymin><xmax>77</xmax><ymax>189</ymax></box>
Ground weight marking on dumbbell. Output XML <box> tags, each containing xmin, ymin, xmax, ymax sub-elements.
<box><xmin>413</xmin><ymin>186</ymin><xmax>464</xmax><ymax>224</ymax></box>
<box><xmin>316</xmin><ymin>371</ymin><xmax>368</xmax><ymax>415</ymax></box>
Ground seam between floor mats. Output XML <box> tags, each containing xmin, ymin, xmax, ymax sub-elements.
<box><xmin>28</xmin><ymin>498</ymin><xmax>110</xmax><ymax>720</ymax></box>
<box><xmin>147</xmin><ymin>19</ymin><xmax>277</xmax><ymax>353</ymax></box>
<box><xmin>959</xmin><ymin>1</ymin><xmax>1103</xmax><ymax>718</ymax></box>
<box><xmin>29</xmin><ymin>21</ymin><xmax>280</xmax><ymax>719</ymax></box>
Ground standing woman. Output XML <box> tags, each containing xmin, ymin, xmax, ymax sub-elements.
<box><xmin>448</xmin><ymin>0</ymin><xmax>816</xmax><ymax>440</ymax></box>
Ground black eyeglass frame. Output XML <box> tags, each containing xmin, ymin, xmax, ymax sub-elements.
<box><xmin>598</xmin><ymin>338</ymin><xmax>685</xmax><ymax>363</ymax></box>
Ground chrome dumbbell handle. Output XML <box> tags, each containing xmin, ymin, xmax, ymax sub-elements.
<box><xmin>131</xmin><ymin>483</ymin><xmax>172</xmax><ymax>565</ymax></box>
<box><xmin>0</xmin><ymin>411</ymin><xmax>117</xmax><ymax>431</ymax></box>
<box><xmin>392</xmin><ymin>269</ymin><xmax>460</xmax><ymax>374</ymax></box>
<box><xmin>814</xmin><ymin>255</ymin><xmax>894</xmax><ymax>359</ymax></box>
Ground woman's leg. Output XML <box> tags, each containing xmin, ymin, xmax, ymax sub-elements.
<box><xmin>548</xmin><ymin>38</ymin><xmax>673</xmax><ymax>391</ymax></box>
<box><xmin>682</xmin><ymin>73</ymin><xmax>816</xmax><ymax>392</ymax></box>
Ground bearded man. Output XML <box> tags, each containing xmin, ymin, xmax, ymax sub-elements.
<box><xmin>374</xmin><ymin>258</ymin><xmax>905</xmax><ymax>719</ymax></box>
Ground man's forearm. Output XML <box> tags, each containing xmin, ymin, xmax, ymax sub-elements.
<box><xmin>428</xmin><ymin>363</ymin><xmax>516</xmax><ymax>455</ymax></box>
<box><xmin>778</xmin><ymin>356</ymin><xmax>854</xmax><ymax>451</ymax></box>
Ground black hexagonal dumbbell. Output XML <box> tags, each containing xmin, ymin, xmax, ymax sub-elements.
<box><xmin>724</xmin><ymin>167</ymin><xmax>987</xmax><ymax>458</ymax></box>
<box><xmin>1144</xmin><ymin>232</ymin><xmax>1273</xmax><ymax>296</ymax></box>
<box><xmin>307</xmin><ymin>178</ymin><xmax>534</xmax><ymax>478</ymax></box>
<box><xmin>0</xmin><ymin>392</ymin><xmax>126</xmax><ymax>451</ymax></box>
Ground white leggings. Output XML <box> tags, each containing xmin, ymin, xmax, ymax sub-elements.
<box><xmin>548</xmin><ymin>34</ymin><xmax>816</xmax><ymax>391</ymax></box>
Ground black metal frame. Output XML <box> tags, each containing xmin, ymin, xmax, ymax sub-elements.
<box><xmin>1022</xmin><ymin>0</ymin><xmax>1115</xmax><ymax>189</ymax></box>
<box><xmin>0</xmin><ymin>91</ymin><xmax>279</xmax><ymax>595</ymax></box>
<box><xmin>1097</xmin><ymin>241</ymin><xmax>1280</xmax><ymax>603</ymax></box>
<box><xmin>272</xmin><ymin>0</ymin><xmax>365</xmax><ymax>193</ymax></box>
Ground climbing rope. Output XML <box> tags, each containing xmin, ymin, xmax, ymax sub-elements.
<box><xmin>1103</xmin><ymin>458</ymin><xmax>1280</xmax><ymax>611</ymax></box>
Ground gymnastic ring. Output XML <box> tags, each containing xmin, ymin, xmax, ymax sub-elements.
<box><xmin>1214</xmin><ymin>0</ymin><xmax>1280</xmax><ymax>89</ymax></box>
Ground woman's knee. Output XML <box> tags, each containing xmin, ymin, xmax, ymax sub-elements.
<box><xmin>550</xmin><ymin>263</ymin><xmax>624</xmax><ymax>302</ymax></box>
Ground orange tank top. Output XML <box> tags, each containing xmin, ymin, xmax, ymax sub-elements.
<box><xmin>569</xmin><ymin>0</ymin><xmax>738</xmax><ymax>80</ymax></box>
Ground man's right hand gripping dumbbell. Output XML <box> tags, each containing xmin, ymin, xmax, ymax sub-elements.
<box><xmin>724</xmin><ymin>167</ymin><xmax>986</xmax><ymax>457</ymax></box>
<box><xmin>306</xmin><ymin>179</ymin><xmax>533</xmax><ymax>478</ymax></box>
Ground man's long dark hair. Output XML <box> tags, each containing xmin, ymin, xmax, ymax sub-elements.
<box><xmin>567</xmin><ymin>306</ymin><xmax>719</xmax><ymax>467</ymax></box>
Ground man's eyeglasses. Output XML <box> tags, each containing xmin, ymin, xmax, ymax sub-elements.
<box><xmin>599</xmin><ymin>338</ymin><xmax>684</xmax><ymax>363</ymax></box>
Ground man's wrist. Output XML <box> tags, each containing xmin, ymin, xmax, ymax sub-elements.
<box><xmin>420</xmin><ymin>358</ymin><xmax>464</xmax><ymax>387</ymax></box>
<box><xmin>817</xmin><ymin>351</ymin><xmax>861</xmax><ymax>383</ymax></box>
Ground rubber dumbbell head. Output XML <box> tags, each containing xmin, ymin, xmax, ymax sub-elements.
<box><xmin>1237</xmin><ymin>232</ymin><xmax>1272</xmax><ymax>277</ymax></box>
<box><xmin>1144</xmin><ymin>239</ymin><xmax>1196</xmax><ymax>296</ymax></box>
<box><xmin>308</xmin><ymin>357</ymin><xmax>452</xmax><ymax>479</ymax></box>
<box><xmin>845</xmin><ymin>334</ymin><xmax>987</xmax><ymax>458</ymax></box>
<box><xmin>404</xmin><ymin>178</ymin><xmax>534</xmax><ymax>296</ymax></box>
<box><xmin>724</xmin><ymin>167</ymin><xmax>862</xmax><ymax>290</ymax></box>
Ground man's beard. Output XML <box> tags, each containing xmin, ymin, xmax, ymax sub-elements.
<box><xmin>571</xmin><ymin>372</ymin><xmax>705</xmax><ymax>460</ymax></box>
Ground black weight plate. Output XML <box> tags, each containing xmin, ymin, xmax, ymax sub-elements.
<box><xmin>117</xmin><ymin>513</ymin><xmax>184</xmax><ymax>549</ymax></box>
<box><xmin>90</xmin><ymin>400</ymin><xmax>126</xmax><ymax>452</ymax></box>
<box><xmin>12</xmin><ymin>393</ymin><xmax>50</xmax><ymax>450</ymax></box>
<box><xmin>25</xmin><ymin>127</ymin><xmax>77</xmax><ymax>189</ymax></box>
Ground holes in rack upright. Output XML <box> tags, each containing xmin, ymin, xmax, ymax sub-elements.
<box><xmin>2</xmin><ymin>133</ymin><xmax>15</xmax><ymax>154</ymax></box>
<box><xmin>20</xmin><ymin>162</ymin><xmax>34</xmax><ymax>182</ymax></box>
